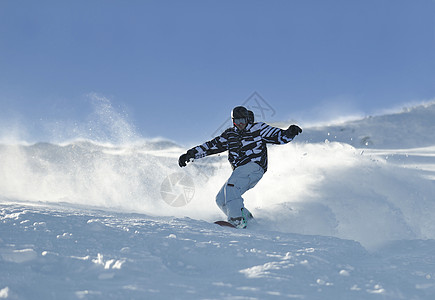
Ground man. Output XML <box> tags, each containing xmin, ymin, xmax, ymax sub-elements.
<box><xmin>178</xmin><ymin>106</ymin><xmax>302</xmax><ymax>228</ymax></box>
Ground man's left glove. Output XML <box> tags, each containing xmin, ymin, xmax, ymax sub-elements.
<box><xmin>284</xmin><ymin>125</ymin><xmax>302</xmax><ymax>139</ymax></box>
<box><xmin>178</xmin><ymin>149</ymin><xmax>196</xmax><ymax>167</ymax></box>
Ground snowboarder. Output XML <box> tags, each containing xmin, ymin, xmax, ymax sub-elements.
<box><xmin>178</xmin><ymin>106</ymin><xmax>302</xmax><ymax>228</ymax></box>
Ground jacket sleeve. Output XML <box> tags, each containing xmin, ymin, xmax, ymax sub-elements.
<box><xmin>189</xmin><ymin>131</ymin><xmax>229</xmax><ymax>159</ymax></box>
<box><xmin>258</xmin><ymin>122</ymin><xmax>293</xmax><ymax>144</ymax></box>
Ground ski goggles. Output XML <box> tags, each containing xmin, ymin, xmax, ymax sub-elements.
<box><xmin>233</xmin><ymin>118</ymin><xmax>247</xmax><ymax>125</ymax></box>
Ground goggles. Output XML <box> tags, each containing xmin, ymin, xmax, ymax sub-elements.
<box><xmin>233</xmin><ymin>118</ymin><xmax>247</xmax><ymax>126</ymax></box>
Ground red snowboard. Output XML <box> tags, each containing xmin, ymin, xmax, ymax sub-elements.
<box><xmin>214</xmin><ymin>220</ymin><xmax>236</xmax><ymax>228</ymax></box>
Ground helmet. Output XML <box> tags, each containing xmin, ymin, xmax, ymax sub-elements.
<box><xmin>231</xmin><ymin>106</ymin><xmax>248</xmax><ymax>120</ymax></box>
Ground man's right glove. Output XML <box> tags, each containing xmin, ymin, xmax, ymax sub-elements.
<box><xmin>284</xmin><ymin>125</ymin><xmax>302</xmax><ymax>139</ymax></box>
<box><xmin>178</xmin><ymin>149</ymin><xmax>196</xmax><ymax>167</ymax></box>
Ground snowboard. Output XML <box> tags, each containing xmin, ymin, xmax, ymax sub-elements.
<box><xmin>214</xmin><ymin>220</ymin><xmax>236</xmax><ymax>228</ymax></box>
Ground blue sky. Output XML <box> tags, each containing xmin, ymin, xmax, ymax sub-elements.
<box><xmin>1</xmin><ymin>0</ymin><xmax>435</xmax><ymax>145</ymax></box>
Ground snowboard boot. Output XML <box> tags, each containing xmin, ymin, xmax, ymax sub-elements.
<box><xmin>228</xmin><ymin>216</ymin><xmax>247</xmax><ymax>229</ymax></box>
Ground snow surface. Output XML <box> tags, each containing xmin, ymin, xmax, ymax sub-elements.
<box><xmin>1</xmin><ymin>102</ymin><xmax>435</xmax><ymax>299</ymax></box>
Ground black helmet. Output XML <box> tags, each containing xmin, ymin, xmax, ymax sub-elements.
<box><xmin>231</xmin><ymin>106</ymin><xmax>248</xmax><ymax>119</ymax></box>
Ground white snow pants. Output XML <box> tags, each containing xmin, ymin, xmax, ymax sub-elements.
<box><xmin>216</xmin><ymin>162</ymin><xmax>264</xmax><ymax>220</ymax></box>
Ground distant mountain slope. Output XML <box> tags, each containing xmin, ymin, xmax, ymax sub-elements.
<box><xmin>289</xmin><ymin>102</ymin><xmax>435</xmax><ymax>149</ymax></box>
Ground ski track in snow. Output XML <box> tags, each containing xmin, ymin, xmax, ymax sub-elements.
<box><xmin>1</xmin><ymin>102</ymin><xmax>435</xmax><ymax>299</ymax></box>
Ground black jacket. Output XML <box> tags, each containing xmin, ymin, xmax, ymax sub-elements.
<box><xmin>189</xmin><ymin>122</ymin><xmax>294</xmax><ymax>172</ymax></box>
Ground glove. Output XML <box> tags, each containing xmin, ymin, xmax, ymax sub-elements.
<box><xmin>178</xmin><ymin>149</ymin><xmax>196</xmax><ymax>167</ymax></box>
<box><xmin>284</xmin><ymin>125</ymin><xmax>302</xmax><ymax>139</ymax></box>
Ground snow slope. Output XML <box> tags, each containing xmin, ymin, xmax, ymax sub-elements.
<box><xmin>1</xmin><ymin>101</ymin><xmax>435</xmax><ymax>299</ymax></box>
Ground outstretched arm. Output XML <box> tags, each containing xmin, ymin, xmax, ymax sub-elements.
<box><xmin>178</xmin><ymin>132</ymin><xmax>229</xmax><ymax>167</ymax></box>
<box><xmin>261</xmin><ymin>123</ymin><xmax>302</xmax><ymax>144</ymax></box>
